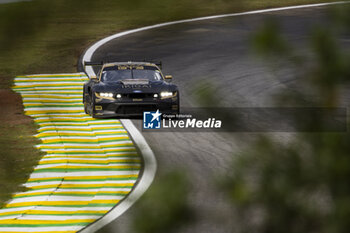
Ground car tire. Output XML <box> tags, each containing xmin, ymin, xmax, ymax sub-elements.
<box><xmin>84</xmin><ymin>102</ymin><xmax>89</xmax><ymax>115</ymax></box>
<box><xmin>90</xmin><ymin>93</ymin><xmax>98</xmax><ymax>119</ymax></box>
<box><xmin>90</xmin><ymin>103</ymin><xmax>97</xmax><ymax>118</ymax></box>
<box><xmin>176</xmin><ymin>92</ymin><xmax>180</xmax><ymax>115</ymax></box>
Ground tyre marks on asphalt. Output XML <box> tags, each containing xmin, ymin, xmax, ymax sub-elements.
<box><xmin>0</xmin><ymin>73</ymin><xmax>141</xmax><ymax>233</ymax></box>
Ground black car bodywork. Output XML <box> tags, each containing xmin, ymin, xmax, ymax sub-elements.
<box><xmin>83</xmin><ymin>62</ymin><xmax>179</xmax><ymax>118</ymax></box>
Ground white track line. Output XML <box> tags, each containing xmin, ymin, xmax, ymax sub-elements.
<box><xmin>78</xmin><ymin>120</ymin><xmax>157</xmax><ymax>233</ymax></box>
<box><xmin>80</xmin><ymin>1</ymin><xmax>349</xmax><ymax>232</ymax></box>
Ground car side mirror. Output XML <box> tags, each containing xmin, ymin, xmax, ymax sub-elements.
<box><xmin>165</xmin><ymin>75</ymin><xmax>173</xmax><ymax>82</ymax></box>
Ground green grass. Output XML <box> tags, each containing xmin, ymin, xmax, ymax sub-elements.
<box><xmin>0</xmin><ymin>123</ymin><xmax>43</xmax><ymax>207</ymax></box>
<box><xmin>0</xmin><ymin>0</ymin><xmax>343</xmax><ymax>207</ymax></box>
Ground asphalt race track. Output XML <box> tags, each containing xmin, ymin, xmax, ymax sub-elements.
<box><xmin>84</xmin><ymin>6</ymin><xmax>350</xmax><ymax>233</ymax></box>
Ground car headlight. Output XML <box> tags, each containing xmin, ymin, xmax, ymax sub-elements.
<box><xmin>160</xmin><ymin>91</ymin><xmax>175</xmax><ymax>98</ymax></box>
<box><xmin>99</xmin><ymin>92</ymin><xmax>114</xmax><ymax>98</ymax></box>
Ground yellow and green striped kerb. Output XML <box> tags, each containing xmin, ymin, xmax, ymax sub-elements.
<box><xmin>0</xmin><ymin>73</ymin><xmax>141</xmax><ymax>233</ymax></box>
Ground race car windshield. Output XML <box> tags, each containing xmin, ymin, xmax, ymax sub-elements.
<box><xmin>101</xmin><ymin>66</ymin><xmax>163</xmax><ymax>82</ymax></box>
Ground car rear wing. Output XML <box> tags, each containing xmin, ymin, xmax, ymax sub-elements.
<box><xmin>155</xmin><ymin>61</ymin><xmax>162</xmax><ymax>69</ymax></box>
<box><xmin>84</xmin><ymin>61</ymin><xmax>104</xmax><ymax>67</ymax></box>
<box><xmin>144</xmin><ymin>60</ymin><xmax>162</xmax><ymax>69</ymax></box>
<box><xmin>84</xmin><ymin>60</ymin><xmax>163</xmax><ymax>69</ymax></box>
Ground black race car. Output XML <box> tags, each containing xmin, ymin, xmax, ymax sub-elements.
<box><xmin>83</xmin><ymin>61</ymin><xmax>179</xmax><ymax>118</ymax></box>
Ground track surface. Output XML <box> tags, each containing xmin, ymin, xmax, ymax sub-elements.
<box><xmin>89</xmin><ymin>6</ymin><xmax>349</xmax><ymax>233</ymax></box>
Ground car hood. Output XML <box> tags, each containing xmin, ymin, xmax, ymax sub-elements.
<box><xmin>120</xmin><ymin>79</ymin><xmax>149</xmax><ymax>85</ymax></box>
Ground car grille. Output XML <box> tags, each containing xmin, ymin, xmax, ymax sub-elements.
<box><xmin>125</xmin><ymin>93</ymin><xmax>155</xmax><ymax>99</ymax></box>
<box><xmin>116</xmin><ymin>105</ymin><xmax>158</xmax><ymax>114</ymax></box>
